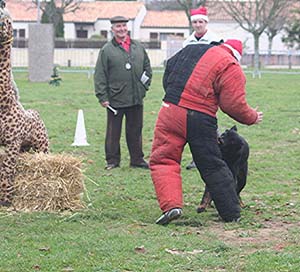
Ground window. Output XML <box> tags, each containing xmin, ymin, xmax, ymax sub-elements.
<box><xmin>160</xmin><ymin>32</ymin><xmax>184</xmax><ymax>41</ymax></box>
<box><xmin>76</xmin><ymin>29</ymin><xmax>88</xmax><ymax>38</ymax></box>
<box><xmin>19</xmin><ymin>29</ymin><xmax>25</xmax><ymax>38</ymax></box>
<box><xmin>100</xmin><ymin>30</ymin><xmax>107</xmax><ymax>39</ymax></box>
<box><xmin>150</xmin><ymin>32</ymin><xmax>158</xmax><ymax>40</ymax></box>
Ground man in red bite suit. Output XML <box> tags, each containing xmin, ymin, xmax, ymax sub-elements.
<box><xmin>150</xmin><ymin>39</ymin><xmax>263</xmax><ymax>225</ymax></box>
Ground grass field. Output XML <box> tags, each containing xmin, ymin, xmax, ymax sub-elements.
<box><xmin>0</xmin><ymin>70</ymin><xmax>300</xmax><ymax>272</ymax></box>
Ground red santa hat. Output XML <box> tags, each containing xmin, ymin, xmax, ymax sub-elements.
<box><xmin>223</xmin><ymin>39</ymin><xmax>243</xmax><ymax>62</ymax></box>
<box><xmin>190</xmin><ymin>6</ymin><xmax>208</xmax><ymax>22</ymax></box>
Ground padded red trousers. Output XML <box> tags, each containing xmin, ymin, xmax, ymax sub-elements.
<box><xmin>150</xmin><ymin>103</ymin><xmax>187</xmax><ymax>212</ymax></box>
<box><xmin>150</xmin><ymin>102</ymin><xmax>241</xmax><ymax>221</ymax></box>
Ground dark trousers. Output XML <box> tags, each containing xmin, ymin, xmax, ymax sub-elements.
<box><xmin>187</xmin><ymin>110</ymin><xmax>240</xmax><ymax>221</ymax></box>
<box><xmin>105</xmin><ymin>104</ymin><xmax>145</xmax><ymax>165</ymax></box>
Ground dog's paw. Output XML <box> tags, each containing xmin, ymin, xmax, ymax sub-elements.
<box><xmin>196</xmin><ymin>206</ymin><xmax>206</xmax><ymax>213</ymax></box>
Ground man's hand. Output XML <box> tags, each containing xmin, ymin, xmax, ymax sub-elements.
<box><xmin>101</xmin><ymin>101</ymin><xmax>109</xmax><ymax>108</ymax></box>
<box><xmin>254</xmin><ymin>106</ymin><xmax>263</xmax><ymax>124</ymax></box>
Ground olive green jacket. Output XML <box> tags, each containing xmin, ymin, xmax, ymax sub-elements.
<box><xmin>94</xmin><ymin>38</ymin><xmax>152</xmax><ymax>108</ymax></box>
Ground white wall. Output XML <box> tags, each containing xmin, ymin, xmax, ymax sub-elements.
<box><xmin>12</xmin><ymin>22</ymin><xmax>31</xmax><ymax>39</ymax></box>
<box><xmin>11</xmin><ymin>48</ymin><xmax>164</xmax><ymax>67</ymax></box>
<box><xmin>64</xmin><ymin>23</ymin><xmax>76</xmax><ymax>39</ymax></box>
<box><xmin>54</xmin><ymin>48</ymin><xmax>100</xmax><ymax>66</ymax></box>
<box><xmin>140</xmin><ymin>22</ymin><xmax>290</xmax><ymax>52</ymax></box>
<box><xmin>139</xmin><ymin>27</ymin><xmax>190</xmax><ymax>41</ymax></box>
<box><xmin>94</xmin><ymin>20</ymin><xmax>112</xmax><ymax>39</ymax></box>
<box><xmin>12</xmin><ymin>18</ymin><xmax>291</xmax><ymax>52</ymax></box>
<box><xmin>11</xmin><ymin>47</ymin><xmax>300</xmax><ymax>69</ymax></box>
<box><xmin>132</xmin><ymin>5</ymin><xmax>147</xmax><ymax>39</ymax></box>
<box><xmin>210</xmin><ymin>22</ymin><xmax>289</xmax><ymax>53</ymax></box>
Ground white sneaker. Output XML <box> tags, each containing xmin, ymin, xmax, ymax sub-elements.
<box><xmin>155</xmin><ymin>208</ymin><xmax>182</xmax><ymax>225</ymax></box>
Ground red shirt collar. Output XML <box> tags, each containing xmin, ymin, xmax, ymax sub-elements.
<box><xmin>115</xmin><ymin>35</ymin><xmax>131</xmax><ymax>51</ymax></box>
<box><xmin>115</xmin><ymin>35</ymin><xmax>130</xmax><ymax>45</ymax></box>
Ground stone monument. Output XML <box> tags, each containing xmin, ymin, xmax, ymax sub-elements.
<box><xmin>28</xmin><ymin>24</ymin><xmax>54</xmax><ymax>82</ymax></box>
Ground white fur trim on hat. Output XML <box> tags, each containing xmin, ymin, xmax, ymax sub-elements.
<box><xmin>223</xmin><ymin>43</ymin><xmax>242</xmax><ymax>62</ymax></box>
<box><xmin>191</xmin><ymin>14</ymin><xmax>209</xmax><ymax>22</ymax></box>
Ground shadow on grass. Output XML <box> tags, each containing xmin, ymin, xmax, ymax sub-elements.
<box><xmin>174</xmin><ymin>220</ymin><xmax>203</xmax><ymax>227</ymax></box>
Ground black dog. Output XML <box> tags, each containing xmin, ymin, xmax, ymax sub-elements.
<box><xmin>196</xmin><ymin>125</ymin><xmax>249</xmax><ymax>213</ymax></box>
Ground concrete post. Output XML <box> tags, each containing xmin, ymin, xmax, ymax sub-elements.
<box><xmin>28</xmin><ymin>24</ymin><xmax>54</xmax><ymax>82</ymax></box>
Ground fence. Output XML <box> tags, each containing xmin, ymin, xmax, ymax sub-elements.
<box><xmin>13</xmin><ymin>38</ymin><xmax>161</xmax><ymax>50</ymax></box>
<box><xmin>11</xmin><ymin>38</ymin><xmax>300</xmax><ymax>68</ymax></box>
<box><xmin>241</xmin><ymin>51</ymin><xmax>300</xmax><ymax>68</ymax></box>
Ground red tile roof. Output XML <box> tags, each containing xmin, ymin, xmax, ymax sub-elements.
<box><xmin>6</xmin><ymin>0</ymin><xmax>37</xmax><ymax>22</ymax></box>
<box><xmin>6</xmin><ymin>0</ymin><xmax>235</xmax><ymax>25</ymax></box>
<box><xmin>6</xmin><ymin>0</ymin><xmax>144</xmax><ymax>23</ymax></box>
<box><xmin>142</xmin><ymin>10</ymin><xmax>189</xmax><ymax>28</ymax></box>
<box><xmin>141</xmin><ymin>6</ymin><xmax>233</xmax><ymax>28</ymax></box>
<box><xmin>64</xmin><ymin>1</ymin><xmax>144</xmax><ymax>23</ymax></box>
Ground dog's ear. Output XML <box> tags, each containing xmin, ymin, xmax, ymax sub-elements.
<box><xmin>231</xmin><ymin>125</ymin><xmax>237</xmax><ymax>131</ymax></box>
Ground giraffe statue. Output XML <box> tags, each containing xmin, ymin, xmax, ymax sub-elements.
<box><xmin>0</xmin><ymin>4</ymin><xmax>49</xmax><ymax>206</ymax></box>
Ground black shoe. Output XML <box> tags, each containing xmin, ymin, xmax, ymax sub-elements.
<box><xmin>186</xmin><ymin>161</ymin><xmax>197</xmax><ymax>170</ymax></box>
<box><xmin>156</xmin><ymin>208</ymin><xmax>182</xmax><ymax>225</ymax></box>
<box><xmin>105</xmin><ymin>164</ymin><xmax>120</xmax><ymax>170</ymax></box>
<box><xmin>130</xmin><ymin>161</ymin><xmax>149</xmax><ymax>169</ymax></box>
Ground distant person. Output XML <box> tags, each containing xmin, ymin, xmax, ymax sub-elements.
<box><xmin>183</xmin><ymin>6</ymin><xmax>221</xmax><ymax>48</ymax></box>
<box><xmin>183</xmin><ymin>6</ymin><xmax>223</xmax><ymax>170</ymax></box>
<box><xmin>150</xmin><ymin>39</ymin><xmax>263</xmax><ymax>225</ymax></box>
<box><xmin>94</xmin><ymin>16</ymin><xmax>152</xmax><ymax>170</ymax></box>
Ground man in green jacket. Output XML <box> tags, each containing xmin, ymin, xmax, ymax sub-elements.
<box><xmin>94</xmin><ymin>15</ymin><xmax>152</xmax><ymax>170</ymax></box>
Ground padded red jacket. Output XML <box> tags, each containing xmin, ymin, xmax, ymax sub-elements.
<box><xmin>163</xmin><ymin>44</ymin><xmax>258</xmax><ymax>125</ymax></box>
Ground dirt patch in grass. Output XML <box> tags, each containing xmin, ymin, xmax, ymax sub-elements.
<box><xmin>210</xmin><ymin>220</ymin><xmax>300</xmax><ymax>252</ymax></box>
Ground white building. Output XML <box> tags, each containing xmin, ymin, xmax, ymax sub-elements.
<box><xmin>7</xmin><ymin>0</ymin><xmax>299</xmax><ymax>68</ymax></box>
<box><xmin>7</xmin><ymin>0</ymin><xmax>292</xmax><ymax>52</ymax></box>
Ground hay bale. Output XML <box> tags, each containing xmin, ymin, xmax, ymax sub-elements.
<box><xmin>1</xmin><ymin>153</ymin><xmax>86</xmax><ymax>212</ymax></box>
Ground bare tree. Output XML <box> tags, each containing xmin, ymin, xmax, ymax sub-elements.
<box><xmin>33</xmin><ymin>0</ymin><xmax>82</xmax><ymax>14</ymax></box>
<box><xmin>264</xmin><ymin>17</ymin><xmax>286</xmax><ymax>54</ymax></box>
<box><xmin>32</xmin><ymin>0</ymin><xmax>82</xmax><ymax>37</ymax></box>
<box><xmin>220</xmin><ymin>0</ymin><xmax>295</xmax><ymax>76</ymax></box>
<box><xmin>176</xmin><ymin>0</ymin><xmax>208</xmax><ymax>33</ymax></box>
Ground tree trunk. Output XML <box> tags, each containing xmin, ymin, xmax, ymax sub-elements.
<box><xmin>267</xmin><ymin>36</ymin><xmax>273</xmax><ymax>65</ymax></box>
<box><xmin>253</xmin><ymin>35</ymin><xmax>261</xmax><ymax>78</ymax></box>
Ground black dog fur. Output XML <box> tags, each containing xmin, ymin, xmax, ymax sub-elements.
<box><xmin>196</xmin><ymin>125</ymin><xmax>249</xmax><ymax>213</ymax></box>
